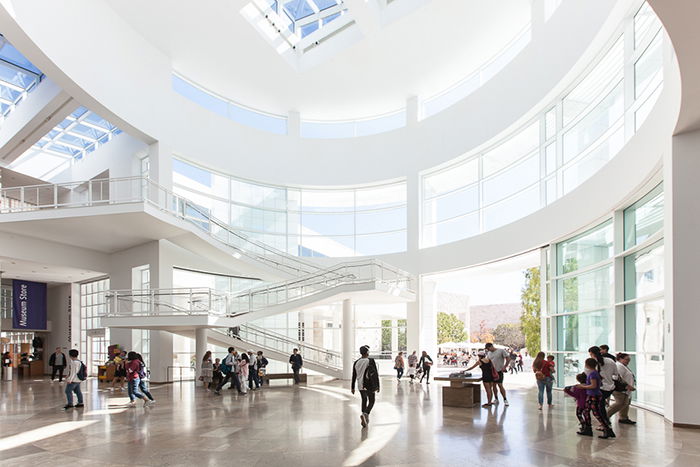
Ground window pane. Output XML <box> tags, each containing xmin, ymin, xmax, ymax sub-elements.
<box><xmin>556</xmin><ymin>309</ymin><xmax>613</xmax><ymax>352</ymax></box>
<box><xmin>624</xmin><ymin>241</ymin><xmax>664</xmax><ymax>300</ymax></box>
<box><xmin>355</xmin><ymin>231</ymin><xmax>407</xmax><ymax>256</ymax></box>
<box><xmin>624</xmin><ymin>184</ymin><xmax>663</xmax><ymax>249</ymax></box>
<box><xmin>423</xmin><ymin>184</ymin><xmax>479</xmax><ymax>225</ymax></box>
<box><xmin>483</xmin><ymin>151</ymin><xmax>539</xmax><ymax>205</ymax></box>
<box><xmin>423</xmin><ymin>158</ymin><xmax>479</xmax><ymax>199</ymax></box>
<box><xmin>355</xmin><ymin>207</ymin><xmax>406</xmax><ymax>234</ymax></box>
<box><xmin>624</xmin><ymin>299</ymin><xmax>664</xmax><ymax>353</ymax></box>
<box><xmin>482</xmin><ymin>183</ymin><xmax>539</xmax><ymax>231</ymax></box>
<box><xmin>629</xmin><ymin>353</ymin><xmax>664</xmax><ymax>409</ymax></box>
<box><xmin>562</xmin><ymin>125</ymin><xmax>625</xmax><ymax>194</ymax></box>
<box><xmin>422</xmin><ymin>211</ymin><xmax>480</xmax><ymax>247</ymax></box>
<box><xmin>635</xmin><ymin>33</ymin><xmax>663</xmax><ymax>100</ymax></box>
<box><xmin>557</xmin><ymin>265</ymin><xmax>612</xmax><ymax>313</ymax></box>
<box><xmin>557</xmin><ymin>220</ymin><xmax>613</xmax><ymax>274</ymax></box>
<box><xmin>482</xmin><ymin>121</ymin><xmax>539</xmax><ymax>177</ymax></box>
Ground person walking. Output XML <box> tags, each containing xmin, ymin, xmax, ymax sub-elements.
<box><xmin>200</xmin><ymin>350</ymin><xmax>213</xmax><ymax>390</ymax></box>
<box><xmin>136</xmin><ymin>353</ymin><xmax>155</xmax><ymax>404</ymax></box>
<box><xmin>465</xmin><ymin>351</ymin><xmax>496</xmax><ymax>408</ymax></box>
<box><xmin>589</xmin><ymin>346</ymin><xmax>617</xmax><ymax>428</ymax></box>
<box><xmin>532</xmin><ymin>351</ymin><xmax>555</xmax><ymax>410</ymax></box>
<box><xmin>49</xmin><ymin>347</ymin><xmax>67</xmax><ymax>383</ymax></box>
<box><xmin>289</xmin><ymin>348</ymin><xmax>303</xmax><ymax>384</ymax></box>
<box><xmin>607</xmin><ymin>352</ymin><xmax>636</xmax><ymax>425</ymax></box>
<box><xmin>407</xmin><ymin>351</ymin><xmax>418</xmax><ymax>384</ymax></box>
<box><xmin>576</xmin><ymin>358</ymin><xmax>615</xmax><ymax>439</ymax></box>
<box><xmin>248</xmin><ymin>350</ymin><xmax>260</xmax><ymax>390</ymax></box>
<box><xmin>256</xmin><ymin>351</ymin><xmax>269</xmax><ymax>387</ymax></box>
<box><xmin>238</xmin><ymin>352</ymin><xmax>250</xmax><ymax>394</ymax></box>
<box><xmin>485</xmin><ymin>343</ymin><xmax>510</xmax><ymax>406</ymax></box>
<box><xmin>351</xmin><ymin>345</ymin><xmax>380</xmax><ymax>427</ymax></box>
<box><xmin>63</xmin><ymin>349</ymin><xmax>86</xmax><ymax>410</ymax></box>
<box><xmin>418</xmin><ymin>351</ymin><xmax>433</xmax><ymax>384</ymax></box>
<box><xmin>110</xmin><ymin>351</ymin><xmax>127</xmax><ymax>391</ymax></box>
<box><xmin>126</xmin><ymin>351</ymin><xmax>150</xmax><ymax>407</ymax></box>
<box><xmin>394</xmin><ymin>352</ymin><xmax>405</xmax><ymax>382</ymax></box>
<box><xmin>215</xmin><ymin>347</ymin><xmax>242</xmax><ymax>395</ymax></box>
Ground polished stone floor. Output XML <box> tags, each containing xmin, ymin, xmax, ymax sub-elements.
<box><xmin>1</xmin><ymin>373</ymin><xmax>699</xmax><ymax>467</ymax></box>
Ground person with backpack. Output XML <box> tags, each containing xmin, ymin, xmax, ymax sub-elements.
<box><xmin>63</xmin><ymin>349</ymin><xmax>87</xmax><ymax>410</ymax></box>
<box><xmin>351</xmin><ymin>345</ymin><xmax>380</xmax><ymax>427</ymax></box>
<box><xmin>126</xmin><ymin>351</ymin><xmax>150</xmax><ymax>407</ymax></box>
<box><xmin>215</xmin><ymin>347</ymin><xmax>242</xmax><ymax>395</ymax></box>
<box><xmin>136</xmin><ymin>353</ymin><xmax>155</xmax><ymax>404</ymax></box>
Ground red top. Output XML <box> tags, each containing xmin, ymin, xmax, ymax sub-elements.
<box><xmin>125</xmin><ymin>360</ymin><xmax>141</xmax><ymax>380</ymax></box>
<box><xmin>534</xmin><ymin>360</ymin><xmax>554</xmax><ymax>378</ymax></box>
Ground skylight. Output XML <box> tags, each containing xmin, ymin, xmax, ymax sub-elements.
<box><xmin>274</xmin><ymin>0</ymin><xmax>346</xmax><ymax>38</ymax></box>
<box><xmin>0</xmin><ymin>34</ymin><xmax>43</xmax><ymax>125</ymax></box>
<box><xmin>9</xmin><ymin>107</ymin><xmax>122</xmax><ymax>180</ymax></box>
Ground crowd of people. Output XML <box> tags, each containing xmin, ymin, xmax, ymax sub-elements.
<box><xmin>437</xmin><ymin>348</ymin><xmax>526</xmax><ymax>373</ymax></box>
<box><xmin>202</xmin><ymin>347</ymin><xmax>273</xmax><ymax>395</ymax></box>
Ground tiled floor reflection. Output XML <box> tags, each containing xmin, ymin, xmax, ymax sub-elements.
<box><xmin>1</xmin><ymin>375</ymin><xmax>699</xmax><ymax>466</ymax></box>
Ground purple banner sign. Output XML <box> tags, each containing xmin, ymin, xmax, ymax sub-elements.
<box><xmin>12</xmin><ymin>279</ymin><xmax>47</xmax><ymax>330</ymax></box>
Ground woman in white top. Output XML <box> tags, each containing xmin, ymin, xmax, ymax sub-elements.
<box><xmin>607</xmin><ymin>352</ymin><xmax>636</xmax><ymax>425</ymax></box>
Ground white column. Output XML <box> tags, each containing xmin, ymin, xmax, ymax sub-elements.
<box><xmin>420</xmin><ymin>279</ymin><xmax>438</xmax><ymax>357</ymax></box>
<box><xmin>342</xmin><ymin>298</ymin><xmax>354</xmax><ymax>380</ymax></box>
<box><xmin>665</xmin><ymin>129</ymin><xmax>700</xmax><ymax>426</ymax></box>
<box><xmin>288</xmin><ymin>110</ymin><xmax>301</xmax><ymax>138</ymax></box>
<box><xmin>407</xmin><ymin>279</ymin><xmax>421</xmax><ymax>354</ymax></box>
<box><xmin>195</xmin><ymin>327</ymin><xmax>207</xmax><ymax>379</ymax></box>
<box><xmin>406</xmin><ymin>95</ymin><xmax>419</xmax><ymax>126</ymax></box>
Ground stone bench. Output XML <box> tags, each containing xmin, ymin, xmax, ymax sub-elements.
<box><xmin>262</xmin><ymin>372</ymin><xmax>307</xmax><ymax>385</ymax></box>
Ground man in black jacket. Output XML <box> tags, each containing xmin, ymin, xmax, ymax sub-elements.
<box><xmin>351</xmin><ymin>346</ymin><xmax>380</xmax><ymax>427</ymax></box>
<box><xmin>289</xmin><ymin>348</ymin><xmax>303</xmax><ymax>384</ymax></box>
<box><xmin>49</xmin><ymin>347</ymin><xmax>67</xmax><ymax>382</ymax></box>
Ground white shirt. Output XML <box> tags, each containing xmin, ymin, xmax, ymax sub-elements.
<box><xmin>616</xmin><ymin>362</ymin><xmax>635</xmax><ymax>393</ymax></box>
<box><xmin>54</xmin><ymin>353</ymin><xmax>65</xmax><ymax>366</ymax></box>
<box><xmin>487</xmin><ymin>349</ymin><xmax>509</xmax><ymax>371</ymax></box>
<box><xmin>598</xmin><ymin>358</ymin><xmax>618</xmax><ymax>391</ymax></box>
<box><xmin>354</xmin><ymin>358</ymin><xmax>370</xmax><ymax>390</ymax></box>
<box><xmin>66</xmin><ymin>359</ymin><xmax>82</xmax><ymax>384</ymax></box>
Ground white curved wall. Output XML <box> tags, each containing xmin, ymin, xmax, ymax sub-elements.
<box><xmin>0</xmin><ymin>0</ymin><xmax>623</xmax><ymax>186</ymax></box>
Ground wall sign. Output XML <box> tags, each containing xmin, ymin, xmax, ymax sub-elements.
<box><xmin>12</xmin><ymin>279</ymin><xmax>47</xmax><ymax>330</ymax></box>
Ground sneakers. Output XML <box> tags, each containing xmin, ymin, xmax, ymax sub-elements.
<box><xmin>619</xmin><ymin>419</ymin><xmax>636</xmax><ymax>425</ymax></box>
<box><xmin>360</xmin><ymin>413</ymin><xmax>367</xmax><ymax>427</ymax></box>
<box><xmin>128</xmin><ymin>400</ymin><xmax>136</xmax><ymax>408</ymax></box>
<box><xmin>493</xmin><ymin>398</ymin><xmax>500</xmax><ymax>404</ymax></box>
<box><xmin>504</xmin><ymin>399</ymin><xmax>510</xmax><ymax>406</ymax></box>
<box><xmin>144</xmin><ymin>399</ymin><xmax>156</xmax><ymax>407</ymax></box>
<box><xmin>75</xmin><ymin>403</ymin><xmax>84</xmax><ymax>408</ymax></box>
<box><xmin>599</xmin><ymin>427</ymin><xmax>616</xmax><ymax>439</ymax></box>
<box><xmin>577</xmin><ymin>425</ymin><xmax>593</xmax><ymax>437</ymax></box>
<box><xmin>63</xmin><ymin>404</ymin><xmax>73</xmax><ymax>410</ymax></box>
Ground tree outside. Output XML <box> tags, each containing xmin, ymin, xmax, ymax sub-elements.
<box><xmin>470</xmin><ymin>319</ymin><xmax>495</xmax><ymax>344</ymax></box>
<box><xmin>493</xmin><ymin>323</ymin><xmax>526</xmax><ymax>349</ymax></box>
<box><xmin>437</xmin><ymin>312</ymin><xmax>468</xmax><ymax>344</ymax></box>
<box><xmin>520</xmin><ymin>267</ymin><xmax>541</xmax><ymax>356</ymax></box>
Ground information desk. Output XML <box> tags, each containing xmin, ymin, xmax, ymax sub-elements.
<box><xmin>434</xmin><ymin>376</ymin><xmax>482</xmax><ymax>408</ymax></box>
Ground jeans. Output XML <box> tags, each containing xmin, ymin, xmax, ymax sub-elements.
<box><xmin>51</xmin><ymin>365</ymin><xmax>65</xmax><ymax>381</ymax></box>
<box><xmin>536</xmin><ymin>377</ymin><xmax>553</xmax><ymax>405</ymax></box>
<box><xmin>139</xmin><ymin>379</ymin><xmax>154</xmax><ymax>401</ymax></box>
<box><xmin>128</xmin><ymin>377</ymin><xmax>145</xmax><ymax>401</ymax></box>
<box><xmin>65</xmin><ymin>382</ymin><xmax>83</xmax><ymax>405</ymax></box>
<box><xmin>248</xmin><ymin>369</ymin><xmax>260</xmax><ymax>389</ymax></box>
<box><xmin>292</xmin><ymin>367</ymin><xmax>301</xmax><ymax>384</ymax></box>
<box><xmin>396</xmin><ymin>367</ymin><xmax>404</xmax><ymax>380</ymax></box>
<box><xmin>359</xmin><ymin>390</ymin><xmax>376</xmax><ymax>415</ymax></box>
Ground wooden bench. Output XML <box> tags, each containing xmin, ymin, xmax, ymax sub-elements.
<box><xmin>434</xmin><ymin>376</ymin><xmax>482</xmax><ymax>408</ymax></box>
<box><xmin>262</xmin><ymin>373</ymin><xmax>307</xmax><ymax>385</ymax></box>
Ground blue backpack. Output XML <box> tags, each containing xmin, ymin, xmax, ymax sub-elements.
<box><xmin>219</xmin><ymin>357</ymin><xmax>232</xmax><ymax>375</ymax></box>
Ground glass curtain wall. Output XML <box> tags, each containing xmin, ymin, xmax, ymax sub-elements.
<box><xmin>172</xmin><ymin>158</ymin><xmax>407</xmax><ymax>257</ymax></box>
<box><xmin>545</xmin><ymin>182</ymin><xmax>664</xmax><ymax>411</ymax></box>
<box><xmin>80</xmin><ymin>278</ymin><xmax>110</xmax><ymax>376</ymax></box>
<box><xmin>421</xmin><ymin>3</ymin><xmax>663</xmax><ymax>247</ymax></box>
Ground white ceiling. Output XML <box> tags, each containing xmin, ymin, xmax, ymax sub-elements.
<box><xmin>105</xmin><ymin>0</ymin><xmax>531</xmax><ymax>119</ymax></box>
<box><xmin>0</xmin><ymin>256</ymin><xmax>104</xmax><ymax>285</ymax></box>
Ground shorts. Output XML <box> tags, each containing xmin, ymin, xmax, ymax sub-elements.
<box><xmin>115</xmin><ymin>369</ymin><xmax>126</xmax><ymax>378</ymax></box>
<box><xmin>494</xmin><ymin>371</ymin><xmax>504</xmax><ymax>384</ymax></box>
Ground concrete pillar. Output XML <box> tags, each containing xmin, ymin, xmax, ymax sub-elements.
<box><xmin>342</xmin><ymin>298</ymin><xmax>354</xmax><ymax>380</ymax></box>
<box><xmin>665</xmin><ymin>129</ymin><xmax>700</xmax><ymax>426</ymax></box>
<box><xmin>407</xmin><ymin>280</ymin><xmax>421</xmax><ymax>355</ymax></box>
<box><xmin>195</xmin><ymin>327</ymin><xmax>207</xmax><ymax>379</ymax></box>
<box><xmin>420</xmin><ymin>279</ymin><xmax>438</xmax><ymax>358</ymax></box>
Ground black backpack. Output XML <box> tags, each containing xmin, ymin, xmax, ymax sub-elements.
<box><xmin>363</xmin><ymin>359</ymin><xmax>379</xmax><ymax>392</ymax></box>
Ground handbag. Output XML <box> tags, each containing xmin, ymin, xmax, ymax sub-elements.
<box><xmin>535</xmin><ymin>371</ymin><xmax>545</xmax><ymax>381</ymax></box>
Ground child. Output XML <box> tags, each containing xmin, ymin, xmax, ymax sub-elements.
<box><xmin>576</xmin><ymin>358</ymin><xmax>615</xmax><ymax>439</ymax></box>
<box><xmin>564</xmin><ymin>373</ymin><xmax>588</xmax><ymax>430</ymax></box>
<box><xmin>64</xmin><ymin>349</ymin><xmax>84</xmax><ymax>410</ymax></box>
<box><xmin>547</xmin><ymin>355</ymin><xmax>557</xmax><ymax>382</ymax></box>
